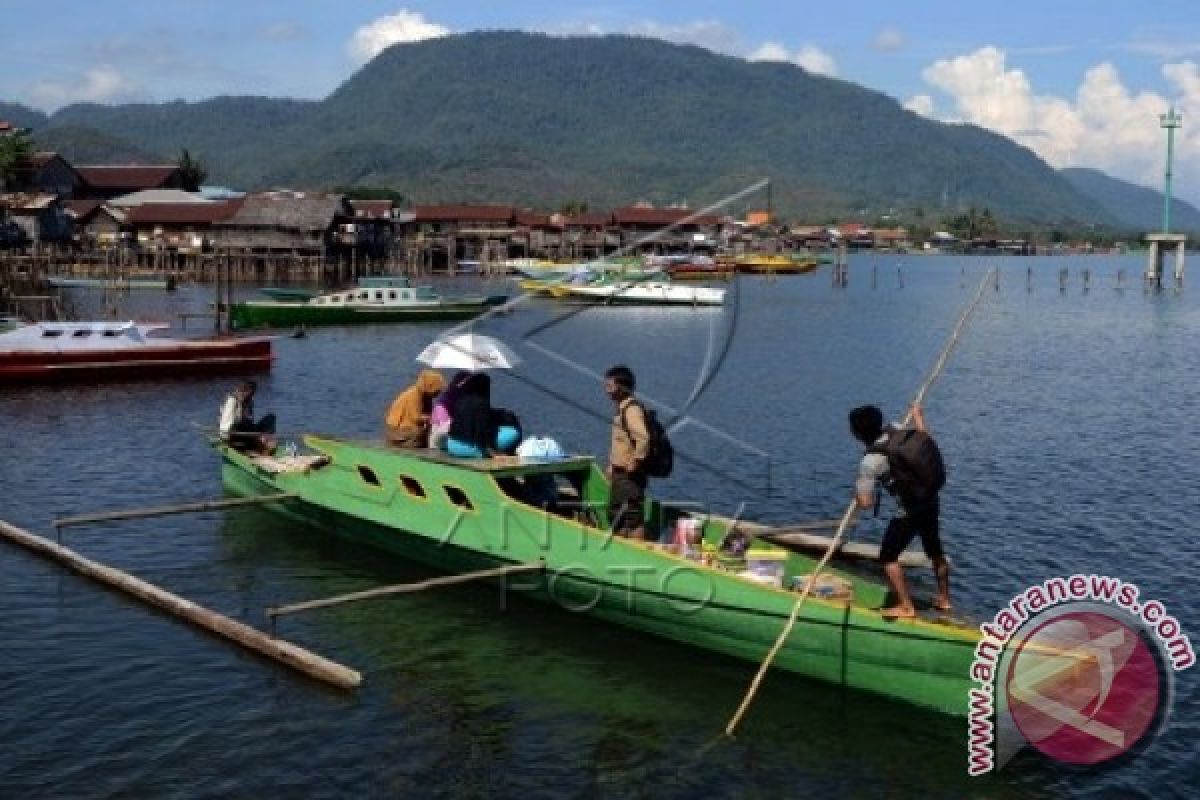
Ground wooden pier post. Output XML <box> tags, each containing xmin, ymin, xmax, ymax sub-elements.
<box><xmin>0</xmin><ymin>518</ymin><xmax>361</xmax><ymax>690</ymax></box>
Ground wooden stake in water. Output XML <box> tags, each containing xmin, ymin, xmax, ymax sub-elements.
<box><xmin>723</xmin><ymin>267</ymin><xmax>996</xmax><ymax>738</ymax></box>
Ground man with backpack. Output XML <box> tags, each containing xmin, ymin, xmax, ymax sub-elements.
<box><xmin>849</xmin><ymin>403</ymin><xmax>950</xmax><ymax>619</ymax></box>
<box><xmin>603</xmin><ymin>365</ymin><xmax>675</xmax><ymax>540</ymax></box>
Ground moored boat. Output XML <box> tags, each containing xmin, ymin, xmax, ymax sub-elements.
<box><xmin>720</xmin><ymin>254</ymin><xmax>820</xmax><ymax>275</ymax></box>
<box><xmin>232</xmin><ymin>277</ymin><xmax>507</xmax><ymax>329</ymax></box>
<box><xmin>649</xmin><ymin>254</ymin><xmax>734</xmax><ymax>281</ymax></box>
<box><xmin>46</xmin><ymin>275</ymin><xmax>177</xmax><ymax>290</ymax></box>
<box><xmin>0</xmin><ymin>321</ymin><xmax>272</xmax><ymax>385</ymax></box>
<box><xmin>550</xmin><ymin>279</ymin><xmax>725</xmax><ymax>306</ymax></box>
<box><xmin>257</xmin><ymin>287</ymin><xmax>317</xmax><ymax>302</ymax></box>
<box><xmin>216</xmin><ymin>436</ymin><xmax>982</xmax><ymax>715</ymax></box>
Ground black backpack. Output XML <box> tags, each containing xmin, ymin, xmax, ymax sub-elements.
<box><xmin>622</xmin><ymin>403</ymin><xmax>674</xmax><ymax>478</ymax></box>
<box><xmin>871</xmin><ymin>426</ymin><xmax>945</xmax><ymax>507</ymax></box>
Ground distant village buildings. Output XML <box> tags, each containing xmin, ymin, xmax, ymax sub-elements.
<box><xmin>1</xmin><ymin>129</ymin><xmax>1049</xmax><ymax>272</ymax></box>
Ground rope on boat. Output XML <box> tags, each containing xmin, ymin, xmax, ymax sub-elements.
<box><xmin>266</xmin><ymin>561</ymin><xmax>547</xmax><ymax>619</ymax></box>
<box><xmin>724</xmin><ymin>267</ymin><xmax>996</xmax><ymax>737</ymax></box>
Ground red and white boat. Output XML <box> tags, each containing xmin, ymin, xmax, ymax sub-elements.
<box><xmin>0</xmin><ymin>321</ymin><xmax>273</xmax><ymax>386</ymax></box>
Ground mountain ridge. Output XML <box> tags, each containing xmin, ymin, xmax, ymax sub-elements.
<box><xmin>0</xmin><ymin>32</ymin><xmax>1184</xmax><ymax>232</ymax></box>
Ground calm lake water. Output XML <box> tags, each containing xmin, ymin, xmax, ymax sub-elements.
<box><xmin>1</xmin><ymin>255</ymin><xmax>1196</xmax><ymax>798</ymax></box>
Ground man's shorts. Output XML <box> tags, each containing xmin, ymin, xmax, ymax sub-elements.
<box><xmin>880</xmin><ymin>499</ymin><xmax>943</xmax><ymax>564</ymax></box>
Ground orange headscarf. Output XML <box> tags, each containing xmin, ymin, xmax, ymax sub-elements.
<box><xmin>386</xmin><ymin>369</ymin><xmax>446</xmax><ymax>429</ymax></box>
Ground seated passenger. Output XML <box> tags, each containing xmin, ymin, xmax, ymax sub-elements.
<box><xmin>384</xmin><ymin>369</ymin><xmax>446</xmax><ymax>448</ymax></box>
<box><xmin>446</xmin><ymin>373</ymin><xmax>509</xmax><ymax>458</ymax></box>
<box><xmin>429</xmin><ymin>370</ymin><xmax>470</xmax><ymax>450</ymax></box>
<box><xmin>219</xmin><ymin>380</ymin><xmax>276</xmax><ymax>454</ymax></box>
<box><xmin>490</xmin><ymin>407</ymin><xmax>523</xmax><ymax>455</ymax></box>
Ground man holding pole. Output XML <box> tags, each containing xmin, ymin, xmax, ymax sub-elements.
<box><xmin>850</xmin><ymin>403</ymin><xmax>950</xmax><ymax>620</ymax></box>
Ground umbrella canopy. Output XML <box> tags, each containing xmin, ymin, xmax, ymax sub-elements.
<box><xmin>416</xmin><ymin>333</ymin><xmax>520</xmax><ymax>371</ymax></box>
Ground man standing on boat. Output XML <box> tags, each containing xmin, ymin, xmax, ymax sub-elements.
<box><xmin>849</xmin><ymin>404</ymin><xmax>950</xmax><ymax>619</ymax></box>
<box><xmin>604</xmin><ymin>365</ymin><xmax>650</xmax><ymax>540</ymax></box>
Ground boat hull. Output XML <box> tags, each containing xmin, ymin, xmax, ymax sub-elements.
<box><xmin>217</xmin><ymin>439</ymin><xmax>980</xmax><ymax>715</ymax></box>
<box><xmin>0</xmin><ymin>337</ymin><xmax>272</xmax><ymax>385</ymax></box>
<box><xmin>47</xmin><ymin>277</ymin><xmax>173</xmax><ymax>290</ymax></box>
<box><xmin>734</xmin><ymin>260</ymin><xmax>819</xmax><ymax>275</ymax></box>
<box><xmin>555</xmin><ymin>285</ymin><xmax>725</xmax><ymax>306</ymax></box>
<box><xmin>231</xmin><ymin>299</ymin><xmax>503</xmax><ymax>329</ymax></box>
<box><xmin>665</xmin><ymin>268</ymin><xmax>735</xmax><ymax>281</ymax></box>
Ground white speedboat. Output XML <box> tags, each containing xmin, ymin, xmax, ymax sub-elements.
<box><xmin>550</xmin><ymin>280</ymin><xmax>725</xmax><ymax>306</ymax></box>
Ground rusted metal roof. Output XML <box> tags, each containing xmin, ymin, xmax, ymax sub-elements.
<box><xmin>412</xmin><ymin>205</ymin><xmax>515</xmax><ymax>223</ymax></box>
<box><xmin>513</xmin><ymin>209</ymin><xmax>558</xmax><ymax>228</ymax></box>
<box><xmin>562</xmin><ymin>213</ymin><xmax>612</xmax><ymax>227</ymax></box>
<box><xmin>125</xmin><ymin>200</ymin><xmax>243</xmax><ymax>226</ymax></box>
<box><xmin>65</xmin><ymin>199</ymin><xmax>103</xmax><ymax>220</ymax></box>
<box><xmin>77</xmin><ymin>165</ymin><xmax>182</xmax><ymax>191</ymax></box>
<box><xmin>611</xmin><ymin>207</ymin><xmax>722</xmax><ymax>226</ymax></box>
<box><xmin>349</xmin><ymin>199</ymin><xmax>394</xmax><ymax>219</ymax></box>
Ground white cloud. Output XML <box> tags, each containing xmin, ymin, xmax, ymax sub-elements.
<box><xmin>905</xmin><ymin>94</ymin><xmax>935</xmax><ymax>116</ymax></box>
<box><xmin>748</xmin><ymin>42</ymin><xmax>790</xmax><ymax>62</ymax></box>
<box><xmin>27</xmin><ymin>65</ymin><xmax>138</xmax><ymax>110</ymax></box>
<box><xmin>794</xmin><ymin>45</ymin><xmax>837</xmax><ymax>77</ymax></box>
<box><xmin>911</xmin><ymin>46</ymin><xmax>1200</xmax><ymax>204</ymax></box>
<box><xmin>873</xmin><ymin>27</ymin><xmax>906</xmax><ymax>53</ymax></box>
<box><xmin>1123</xmin><ymin>39</ymin><xmax>1200</xmax><ymax>61</ymax></box>
<box><xmin>348</xmin><ymin>9</ymin><xmax>450</xmax><ymax>64</ymax></box>
<box><xmin>747</xmin><ymin>42</ymin><xmax>837</xmax><ymax>76</ymax></box>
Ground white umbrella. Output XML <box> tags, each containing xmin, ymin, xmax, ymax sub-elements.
<box><xmin>416</xmin><ymin>332</ymin><xmax>520</xmax><ymax>371</ymax></box>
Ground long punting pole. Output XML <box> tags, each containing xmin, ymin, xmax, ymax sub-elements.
<box><xmin>53</xmin><ymin>493</ymin><xmax>298</xmax><ymax>529</ymax></box>
<box><xmin>724</xmin><ymin>267</ymin><xmax>996</xmax><ymax>737</ymax></box>
<box><xmin>267</xmin><ymin>562</ymin><xmax>546</xmax><ymax>619</ymax></box>
<box><xmin>0</xmin><ymin>518</ymin><xmax>361</xmax><ymax>690</ymax></box>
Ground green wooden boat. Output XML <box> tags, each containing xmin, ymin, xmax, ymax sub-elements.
<box><xmin>232</xmin><ymin>280</ymin><xmax>507</xmax><ymax>329</ymax></box>
<box><xmin>216</xmin><ymin>436</ymin><xmax>983</xmax><ymax>715</ymax></box>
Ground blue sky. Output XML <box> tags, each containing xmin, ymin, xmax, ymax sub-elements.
<box><xmin>3</xmin><ymin>1</ymin><xmax>1199</xmax><ymax>203</ymax></box>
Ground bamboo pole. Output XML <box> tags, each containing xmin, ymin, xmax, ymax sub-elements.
<box><xmin>755</xmin><ymin>528</ymin><xmax>932</xmax><ymax>569</ymax></box>
<box><xmin>54</xmin><ymin>493</ymin><xmax>298</xmax><ymax>529</ymax></box>
<box><xmin>0</xmin><ymin>518</ymin><xmax>361</xmax><ymax>690</ymax></box>
<box><xmin>724</xmin><ymin>267</ymin><xmax>995</xmax><ymax>737</ymax></box>
<box><xmin>267</xmin><ymin>562</ymin><xmax>546</xmax><ymax>619</ymax></box>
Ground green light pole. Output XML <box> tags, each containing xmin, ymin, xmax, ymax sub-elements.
<box><xmin>1160</xmin><ymin>106</ymin><xmax>1182</xmax><ymax>233</ymax></box>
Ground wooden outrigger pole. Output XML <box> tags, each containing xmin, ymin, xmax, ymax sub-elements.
<box><xmin>54</xmin><ymin>493</ymin><xmax>298</xmax><ymax>529</ymax></box>
<box><xmin>0</xmin><ymin>518</ymin><xmax>361</xmax><ymax>690</ymax></box>
<box><xmin>267</xmin><ymin>562</ymin><xmax>547</xmax><ymax>620</ymax></box>
<box><xmin>724</xmin><ymin>267</ymin><xmax>997</xmax><ymax>737</ymax></box>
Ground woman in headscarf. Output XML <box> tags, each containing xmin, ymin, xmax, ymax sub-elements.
<box><xmin>446</xmin><ymin>373</ymin><xmax>494</xmax><ymax>458</ymax></box>
<box><xmin>385</xmin><ymin>369</ymin><xmax>446</xmax><ymax>448</ymax></box>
